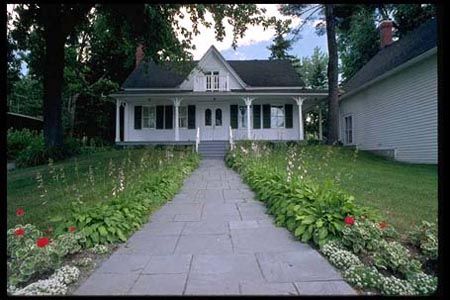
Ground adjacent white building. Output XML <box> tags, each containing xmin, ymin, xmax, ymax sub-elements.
<box><xmin>339</xmin><ymin>19</ymin><xmax>437</xmax><ymax>164</ymax></box>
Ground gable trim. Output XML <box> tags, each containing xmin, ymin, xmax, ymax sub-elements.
<box><xmin>340</xmin><ymin>46</ymin><xmax>437</xmax><ymax>101</ymax></box>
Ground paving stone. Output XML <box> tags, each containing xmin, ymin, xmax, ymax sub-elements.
<box><xmin>196</xmin><ymin>189</ymin><xmax>224</xmax><ymax>202</ymax></box>
<box><xmin>143</xmin><ymin>255</ymin><xmax>192</xmax><ymax>274</ymax></box>
<box><xmin>129</xmin><ymin>274</ymin><xmax>187</xmax><ymax>295</ymax></box>
<box><xmin>256</xmin><ymin>251</ymin><xmax>343</xmax><ymax>283</ymax></box>
<box><xmin>157</xmin><ymin>203</ymin><xmax>203</xmax><ymax>215</ymax></box>
<box><xmin>240</xmin><ymin>280</ymin><xmax>298</xmax><ymax>295</ymax></box>
<box><xmin>231</xmin><ymin>227</ymin><xmax>305</xmax><ymax>253</ymax></box>
<box><xmin>223</xmin><ymin>189</ymin><xmax>245</xmax><ymax>199</ymax></box>
<box><xmin>116</xmin><ymin>235</ymin><xmax>179</xmax><ymax>255</ymax></box>
<box><xmin>229</xmin><ymin>220</ymin><xmax>259</xmax><ymax>230</ymax></box>
<box><xmin>203</xmin><ymin>203</ymin><xmax>239</xmax><ymax>214</ymax></box>
<box><xmin>173</xmin><ymin>214</ymin><xmax>202</xmax><ymax>222</ymax></box>
<box><xmin>185</xmin><ymin>276</ymin><xmax>240</xmax><ymax>295</ymax></box>
<box><xmin>75</xmin><ymin>273</ymin><xmax>139</xmax><ymax>295</ymax></box>
<box><xmin>139</xmin><ymin>221</ymin><xmax>186</xmax><ymax>235</ymax></box>
<box><xmin>174</xmin><ymin>234</ymin><xmax>233</xmax><ymax>255</ymax></box>
<box><xmin>189</xmin><ymin>254</ymin><xmax>263</xmax><ymax>282</ymax></box>
<box><xmin>294</xmin><ymin>280</ymin><xmax>356</xmax><ymax>295</ymax></box>
<box><xmin>182</xmin><ymin>221</ymin><xmax>229</xmax><ymax>235</ymax></box>
<box><xmin>96</xmin><ymin>253</ymin><xmax>152</xmax><ymax>274</ymax></box>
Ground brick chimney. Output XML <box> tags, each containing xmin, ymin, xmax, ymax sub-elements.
<box><xmin>135</xmin><ymin>44</ymin><xmax>145</xmax><ymax>69</ymax></box>
<box><xmin>379</xmin><ymin>20</ymin><xmax>393</xmax><ymax>48</ymax></box>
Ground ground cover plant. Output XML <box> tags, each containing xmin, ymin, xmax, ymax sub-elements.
<box><xmin>225</xmin><ymin>141</ymin><xmax>437</xmax><ymax>295</ymax></box>
<box><xmin>7</xmin><ymin>146</ymin><xmax>200</xmax><ymax>295</ymax></box>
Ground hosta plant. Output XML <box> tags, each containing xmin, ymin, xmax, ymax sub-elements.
<box><xmin>409</xmin><ymin>221</ymin><xmax>438</xmax><ymax>260</ymax></box>
<box><xmin>408</xmin><ymin>272</ymin><xmax>437</xmax><ymax>295</ymax></box>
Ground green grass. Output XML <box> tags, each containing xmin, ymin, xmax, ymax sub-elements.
<box><xmin>238</xmin><ymin>143</ymin><xmax>437</xmax><ymax>234</ymax></box>
<box><xmin>7</xmin><ymin>147</ymin><xmax>196</xmax><ymax>231</ymax></box>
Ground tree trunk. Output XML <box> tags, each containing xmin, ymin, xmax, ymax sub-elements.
<box><xmin>42</xmin><ymin>4</ymin><xmax>65</xmax><ymax>148</ymax></box>
<box><xmin>325</xmin><ymin>4</ymin><xmax>339</xmax><ymax>145</ymax></box>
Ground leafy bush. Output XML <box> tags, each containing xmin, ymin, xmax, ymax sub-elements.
<box><xmin>321</xmin><ymin>241</ymin><xmax>363</xmax><ymax>269</ymax></box>
<box><xmin>7</xmin><ymin>128</ymin><xmax>40</xmax><ymax>160</ymax></box>
<box><xmin>373</xmin><ymin>240</ymin><xmax>422</xmax><ymax>279</ymax></box>
<box><xmin>409</xmin><ymin>221</ymin><xmax>438</xmax><ymax>260</ymax></box>
<box><xmin>408</xmin><ymin>272</ymin><xmax>438</xmax><ymax>295</ymax></box>
<box><xmin>341</xmin><ymin>218</ymin><xmax>383</xmax><ymax>254</ymax></box>
<box><xmin>343</xmin><ymin>265</ymin><xmax>383</xmax><ymax>290</ymax></box>
<box><xmin>66</xmin><ymin>153</ymin><xmax>199</xmax><ymax>247</ymax></box>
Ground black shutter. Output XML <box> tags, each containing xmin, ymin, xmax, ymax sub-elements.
<box><xmin>285</xmin><ymin>104</ymin><xmax>293</xmax><ymax>128</ymax></box>
<box><xmin>263</xmin><ymin>104</ymin><xmax>271</xmax><ymax>128</ymax></box>
<box><xmin>165</xmin><ymin>105</ymin><xmax>173</xmax><ymax>129</ymax></box>
<box><xmin>156</xmin><ymin>106</ymin><xmax>164</xmax><ymax>129</ymax></box>
<box><xmin>253</xmin><ymin>105</ymin><xmax>261</xmax><ymax>129</ymax></box>
<box><xmin>230</xmin><ymin>105</ymin><xmax>238</xmax><ymax>129</ymax></box>
<box><xmin>134</xmin><ymin>106</ymin><xmax>142</xmax><ymax>129</ymax></box>
<box><xmin>188</xmin><ymin>105</ymin><xmax>196</xmax><ymax>129</ymax></box>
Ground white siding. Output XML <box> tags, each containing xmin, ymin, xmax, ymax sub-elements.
<box><xmin>339</xmin><ymin>54</ymin><xmax>437</xmax><ymax>164</ymax></box>
<box><xmin>179</xmin><ymin>51</ymin><xmax>243</xmax><ymax>90</ymax></box>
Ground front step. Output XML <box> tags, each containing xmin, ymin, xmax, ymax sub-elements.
<box><xmin>198</xmin><ymin>141</ymin><xmax>229</xmax><ymax>158</ymax></box>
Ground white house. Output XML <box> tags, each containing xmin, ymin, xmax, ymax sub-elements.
<box><xmin>339</xmin><ymin>19</ymin><xmax>437</xmax><ymax>164</ymax></box>
<box><xmin>110</xmin><ymin>45</ymin><xmax>327</xmax><ymax>156</ymax></box>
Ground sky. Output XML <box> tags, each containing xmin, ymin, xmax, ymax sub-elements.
<box><xmin>8</xmin><ymin>4</ymin><xmax>327</xmax><ymax>75</ymax></box>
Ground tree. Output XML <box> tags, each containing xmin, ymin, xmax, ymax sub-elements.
<box><xmin>267</xmin><ymin>19</ymin><xmax>296</xmax><ymax>60</ymax></box>
<box><xmin>297</xmin><ymin>46</ymin><xmax>328</xmax><ymax>89</ymax></box>
<box><xmin>7</xmin><ymin>12</ymin><xmax>22</xmax><ymax>100</ymax></box>
<box><xmin>388</xmin><ymin>4</ymin><xmax>436</xmax><ymax>38</ymax></box>
<box><xmin>10</xmin><ymin>4</ymin><xmax>274</xmax><ymax>149</ymax></box>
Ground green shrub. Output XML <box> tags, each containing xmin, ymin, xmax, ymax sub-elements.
<box><xmin>343</xmin><ymin>265</ymin><xmax>383</xmax><ymax>290</ymax></box>
<box><xmin>408</xmin><ymin>272</ymin><xmax>437</xmax><ymax>295</ymax></box>
<box><xmin>409</xmin><ymin>221</ymin><xmax>438</xmax><ymax>260</ymax></box>
<box><xmin>321</xmin><ymin>241</ymin><xmax>363</xmax><ymax>269</ymax></box>
<box><xmin>341</xmin><ymin>218</ymin><xmax>384</xmax><ymax>254</ymax></box>
<box><xmin>373</xmin><ymin>240</ymin><xmax>422</xmax><ymax>279</ymax></box>
<box><xmin>7</xmin><ymin>129</ymin><xmax>41</xmax><ymax>160</ymax></box>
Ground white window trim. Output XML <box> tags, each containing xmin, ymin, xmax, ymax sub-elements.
<box><xmin>343</xmin><ymin>114</ymin><xmax>354</xmax><ymax>145</ymax></box>
<box><xmin>238</xmin><ymin>105</ymin><xmax>249</xmax><ymax>129</ymax></box>
<box><xmin>142</xmin><ymin>106</ymin><xmax>156</xmax><ymax>129</ymax></box>
<box><xmin>205</xmin><ymin>71</ymin><xmax>220</xmax><ymax>91</ymax></box>
<box><xmin>270</xmin><ymin>105</ymin><xmax>285</xmax><ymax>129</ymax></box>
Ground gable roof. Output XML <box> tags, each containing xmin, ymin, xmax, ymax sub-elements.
<box><xmin>121</xmin><ymin>51</ymin><xmax>304</xmax><ymax>89</ymax></box>
<box><xmin>342</xmin><ymin>18</ymin><xmax>437</xmax><ymax>94</ymax></box>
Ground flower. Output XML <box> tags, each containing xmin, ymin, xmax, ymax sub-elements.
<box><xmin>14</xmin><ymin>228</ymin><xmax>25</xmax><ymax>236</ymax></box>
<box><xmin>43</xmin><ymin>227</ymin><xmax>53</xmax><ymax>235</ymax></box>
<box><xmin>344</xmin><ymin>216</ymin><xmax>355</xmax><ymax>226</ymax></box>
<box><xmin>36</xmin><ymin>237</ymin><xmax>50</xmax><ymax>248</ymax></box>
<box><xmin>16</xmin><ymin>208</ymin><xmax>25</xmax><ymax>217</ymax></box>
<box><xmin>68</xmin><ymin>226</ymin><xmax>76</xmax><ymax>233</ymax></box>
<box><xmin>378</xmin><ymin>221</ymin><xmax>388</xmax><ymax>229</ymax></box>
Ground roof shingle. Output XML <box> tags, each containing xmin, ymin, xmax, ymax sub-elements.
<box><xmin>342</xmin><ymin>18</ymin><xmax>437</xmax><ymax>93</ymax></box>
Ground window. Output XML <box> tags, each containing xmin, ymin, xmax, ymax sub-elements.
<box><xmin>344</xmin><ymin>115</ymin><xmax>353</xmax><ymax>144</ymax></box>
<box><xmin>205</xmin><ymin>71</ymin><xmax>219</xmax><ymax>91</ymax></box>
<box><xmin>205</xmin><ymin>109</ymin><xmax>212</xmax><ymax>126</ymax></box>
<box><xmin>239</xmin><ymin>106</ymin><xmax>248</xmax><ymax>128</ymax></box>
<box><xmin>215</xmin><ymin>108</ymin><xmax>222</xmax><ymax>126</ymax></box>
<box><xmin>142</xmin><ymin>106</ymin><xmax>155</xmax><ymax>128</ymax></box>
<box><xmin>271</xmin><ymin>105</ymin><xmax>285</xmax><ymax>128</ymax></box>
<box><xmin>178</xmin><ymin>106</ymin><xmax>187</xmax><ymax>128</ymax></box>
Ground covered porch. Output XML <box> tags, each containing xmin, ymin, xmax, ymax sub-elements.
<box><xmin>110</xmin><ymin>91</ymin><xmax>328</xmax><ymax>145</ymax></box>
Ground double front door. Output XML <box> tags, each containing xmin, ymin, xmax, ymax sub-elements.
<box><xmin>200</xmin><ymin>104</ymin><xmax>228</xmax><ymax>140</ymax></box>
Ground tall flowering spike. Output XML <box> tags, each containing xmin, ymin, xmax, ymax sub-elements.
<box><xmin>36</xmin><ymin>237</ymin><xmax>50</xmax><ymax>248</ymax></box>
<box><xmin>16</xmin><ymin>208</ymin><xmax>25</xmax><ymax>217</ymax></box>
<box><xmin>344</xmin><ymin>216</ymin><xmax>355</xmax><ymax>226</ymax></box>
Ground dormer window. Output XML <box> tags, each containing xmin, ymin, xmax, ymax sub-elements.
<box><xmin>205</xmin><ymin>71</ymin><xmax>219</xmax><ymax>91</ymax></box>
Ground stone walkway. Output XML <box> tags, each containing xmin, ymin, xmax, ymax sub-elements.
<box><xmin>75</xmin><ymin>159</ymin><xmax>356</xmax><ymax>295</ymax></box>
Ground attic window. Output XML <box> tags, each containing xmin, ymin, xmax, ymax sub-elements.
<box><xmin>205</xmin><ymin>71</ymin><xmax>219</xmax><ymax>91</ymax></box>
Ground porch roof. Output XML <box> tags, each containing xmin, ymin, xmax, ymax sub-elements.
<box><xmin>110</xmin><ymin>88</ymin><xmax>328</xmax><ymax>96</ymax></box>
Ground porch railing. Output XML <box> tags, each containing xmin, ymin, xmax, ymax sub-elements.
<box><xmin>195</xmin><ymin>127</ymin><xmax>200</xmax><ymax>153</ymax></box>
<box><xmin>229</xmin><ymin>126</ymin><xmax>234</xmax><ymax>151</ymax></box>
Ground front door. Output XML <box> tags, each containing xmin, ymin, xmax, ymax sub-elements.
<box><xmin>200</xmin><ymin>104</ymin><xmax>227</xmax><ymax>140</ymax></box>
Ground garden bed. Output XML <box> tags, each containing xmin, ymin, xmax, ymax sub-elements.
<box><xmin>7</xmin><ymin>146</ymin><xmax>200</xmax><ymax>295</ymax></box>
<box><xmin>225</xmin><ymin>141</ymin><xmax>437</xmax><ymax>296</ymax></box>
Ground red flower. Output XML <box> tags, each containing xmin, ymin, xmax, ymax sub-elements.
<box><xmin>36</xmin><ymin>237</ymin><xmax>50</xmax><ymax>248</ymax></box>
<box><xmin>378</xmin><ymin>221</ymin><xmax>388</xmax><ymax>229</ymax></box>
<box><xmin>68</xmin><ymin>226</ymin><xmax>76</xmax><ymax>233</ymax></box>
<box><xmin>16</xmin><ymin>208</ymin><xmax>25</xmax><ymax>217</ymax></box>
<box><xmin>344</xmin><ymin>216</ymin><xmax>355</xmax><ymax>226</ymax></box>
<box><xmin>14</xmin><ymin>228</ymin><xmax>25</xmax><ymax>236</ymax></box>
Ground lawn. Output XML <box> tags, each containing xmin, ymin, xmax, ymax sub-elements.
<box><xmin>236</xmin><ymin>143</ymin><xmax>437</xmax><ymax>234</ymax></box>
<box><xmin>7</xmin><ymin>147</ymin><xmax>197</xmax><ymax>231</ymax></box>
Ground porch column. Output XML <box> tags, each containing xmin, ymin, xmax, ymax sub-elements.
<box><xmin>293</xmin><ymin>97</ymin><xmax>305</xmax><ymax>141</ymax></box>
<box><xmin>115</xmin><ymin>99</ymin><xmax>120</xmax><ymax>142</ymax></box>
<box><xmin>123</xmin><ymin>101</ymin><xmax>128</xmax><ymax>141</ymax></box>
<box><xmin>243</xmin><ymin>97</ymin><xmax>255</xmax><ymax>140</ymax></box>
<box><xmin>172</xmin><ymin>97</ymin><xmax>183</xmax><ymax>141</ymax></box>
<box><xmin>318</xmin><ymin>106</ymin><xmax>323</xmax><ymax>140</ymax></box>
